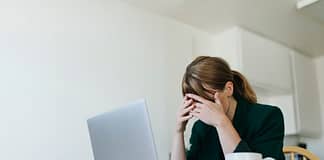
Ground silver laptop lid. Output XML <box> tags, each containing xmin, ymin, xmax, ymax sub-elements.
<box><xmin>87</xmin><ymin>99</ymin><xmax>158</xmax><ymax>160</ymax></box>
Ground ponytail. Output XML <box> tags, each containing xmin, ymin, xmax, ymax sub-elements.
<box><xmin>231</xmin><ymin>70</ymin><xmax>257</xmax><ymax>103</ymax></box>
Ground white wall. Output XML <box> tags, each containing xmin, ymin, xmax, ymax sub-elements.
<box><xmin>0</xmin><ymin>1</ymin><xmax>202</xmax><ymax>160</ymax></box>
<box><xmin>299</xmin><ymin>55</ymin><xmax>324</xmax><ymax>159</ymax></box>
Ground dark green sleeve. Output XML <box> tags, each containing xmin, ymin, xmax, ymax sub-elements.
<box><xmin>186</xmin><ymin>122</ymin><xmax>201</xmax><ymax>160</ymax></box>
<box><xmin>234</xmin><ymin>107</ymin><xmax>285</xmax><ymax>160</ymax></box>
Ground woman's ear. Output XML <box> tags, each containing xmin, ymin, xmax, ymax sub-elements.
<box><xmin>224</xmin><ymin>81</ymin><xmax>234</xmax><ymax>96</ymax></box>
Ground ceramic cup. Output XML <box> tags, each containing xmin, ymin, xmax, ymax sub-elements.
<box><xmin>225</xmin><ymin>152</ymin><xmax>275</xmax><ymax>160</ymax></box>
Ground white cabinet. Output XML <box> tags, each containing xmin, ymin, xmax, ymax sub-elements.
<box><xmin>240</xmin><ymin>30</ymin><xmax>293</xmax><ymax>93</ymax></box>
<box><xmin>291</xmin><ymin>51</ymin><xmax>321</xmax><ymax>137</ymax></box>
<box><xmin>201</xmin><ymin>27</ymin><xmax>293</xmax><ymax>93</ymax></box>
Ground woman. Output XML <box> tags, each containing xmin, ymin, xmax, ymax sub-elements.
<box><xmin>171</xmin><ymin>56</ymin><xmax>285</xmax><ymax>160</ymax></box>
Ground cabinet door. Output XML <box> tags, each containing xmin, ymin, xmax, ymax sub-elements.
<box><xmin>268</xmin><ymin>95</ymin><xmax>297</xmax><ymax>135</ymax></box>
<box><xmin>292</xmin><ymin>51</ymin><xmax>321</xmax><ymax>137</ymax></box>
<box><xmin>240</xmin><ymin>30</ymin><xmax>293</xmax><ymax>93</ymax></box>
<box><xmin>193</xmin><ymin>27</ymin><xmax>242</xmax><ymax>71</ymax></box>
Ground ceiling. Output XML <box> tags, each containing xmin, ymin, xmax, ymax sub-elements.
<box><xmin>299</xmin><ymin>0</ymin><xmax>324</xmax><ymax>24</ymax></box>
<box><xmin>122</xmin><ymin>0</ymin><xmax>324</xmax><ymax>57</ymax></box>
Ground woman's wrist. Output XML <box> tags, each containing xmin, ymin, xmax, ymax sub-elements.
<box><xmin>213</xmin><ymin>117</ymin><xmax>242</xmax><ymax>153</ymax></box>
<box><xmin>212</xmin><ymin>115</ymin><xmax>231</xmax><ymax>128</ymax></box>
<box><xmin>174</xmin><ymin>131</ymin><xmax>185</xmax><ymax>140</ymax></box>
<box><xmin>175</xmin><ymin>126</ymin><xmax>186</xmax><ymax>134</ymax></box>
<box><xmin>175</xmin><ymin>129</ymin><xmax>185</xmax><ymax>135</ymax></box>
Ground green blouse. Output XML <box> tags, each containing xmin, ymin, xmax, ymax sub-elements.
<box><xmin>186</xmin><ymin>95</ymin><xmax>285</xmax><ymax>160</ymax></box>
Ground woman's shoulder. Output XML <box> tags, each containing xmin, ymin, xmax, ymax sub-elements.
<box><xmin>248</xmin><ymin>102</ymin><xmax>283</xmax><ymax>118</ymax></box>
<box><xmin>245</xmin><ymin>102</ymin><xmax>284</xmax><ymax>131</ymax></box>
<box><xmin>235</xmin><ymin>95</ymin><xmax>283</xmax><ymax>121</ymax></box>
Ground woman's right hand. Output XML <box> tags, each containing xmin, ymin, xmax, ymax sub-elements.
<box><xmin>176</xmin><ymin>96</ymin><xmax>195</xmax><ymax>133</ymax></box>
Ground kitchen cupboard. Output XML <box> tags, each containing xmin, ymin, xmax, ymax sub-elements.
<box><xmin>291</xmin><ymin>51</ymin><xmax>321</xmax><ymax>137</ymax></box>
<box><xmin>240</xmin><ymin>30</ymin><xmax>293</xmax><ymax>93</ymax></box>
<box><xmin>205</xmin><ymin>27</ymin><xmax>293</xmax><ymax>93</ymax></box>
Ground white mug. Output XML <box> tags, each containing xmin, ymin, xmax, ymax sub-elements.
<box><xmin>225</xmin><ymin>152</ymin><xmax>275</xmax><ymax>160</ymax></box>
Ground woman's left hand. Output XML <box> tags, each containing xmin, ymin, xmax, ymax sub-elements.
<box><xmin>186</xmin><ymin>93</ymin><xmax>229</xmax><ymax>127</ymax></box>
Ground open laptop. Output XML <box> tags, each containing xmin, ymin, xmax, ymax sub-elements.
<box><xmin>87</xmin><ymin>99</ymin><xmax>158</xmax><ymax>160</ymax></box>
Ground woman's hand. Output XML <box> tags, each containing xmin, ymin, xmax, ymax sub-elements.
<box><xmin>187</xmin><ymin>93</ymin><xmax>241</xmax><ymax>154</ymax></box>
<box><xmin>187</xmin><ymin>93</ymin><xmax>229</xmax><ymax>128</ymax></box>
<box><xmin>175</xmin><ymin>96</ymin><xmax>195</xmax><ymax>133</ymax></box>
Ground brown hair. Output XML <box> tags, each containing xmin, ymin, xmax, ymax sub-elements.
<box><xmin>182</xmin><ymin>56</ymin><xmax>257</xmax><ymax>103</ymax></box>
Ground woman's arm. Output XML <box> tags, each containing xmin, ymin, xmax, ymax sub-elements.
<box><xmin>214</xmin><ymin>116</ymin><xmax>241</xmax><ymax>154</ymax></box>
<box><xmin>171</xmin><ymin>132</ymin><xmax>186</xmax><ymax>160</ymax></box>
<box><xmin>171</xmin><ymin>96</ymin><xmax>194</xmax><ymax>160</ymax></box>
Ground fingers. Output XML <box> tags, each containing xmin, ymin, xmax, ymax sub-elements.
<box><xmin>194</xmin><ymin>102</ymin><xmax>204</xmax><ymax>108</ymax></box>
<box><xmin>191</xmin><ymin>108</ymin><xmax>201</xmax><ymax>114</ymax></box>
<box><xmin>184</xmin><ymin>95</ymin><xmax>190</xmax><ymax>101</ymax></box>
<box><xmin>186</xmin><ymin>93</ymin><xmax>209</xmax><ymax>104</ymax></box>
<box><xmin>183</xmin><ymin>99</ymin><xmax>193</xmax><ymax>108</ymax></box>
<box><xmin>189</xmin><ymin>103</ymin><xmax>202</xmax><ymax>118</ymax></box>
<box><xmin>190</xmin><ymin>112</ymin><xmax>200</xmax><ymax>119</ymax></box>
<box><xmin>181</xmin><ymin>105</ymin><xmax>195</xmax><ymax>116</ymax></box>
<box><xmin>180</xmin><ymin>114</ymin><xmax>193</xmax><ymax>122</ymax></box>
<box><xmin>182</xmin><ymin>95</ymin><xmax>193</xmax><ymax>109</ymax></box>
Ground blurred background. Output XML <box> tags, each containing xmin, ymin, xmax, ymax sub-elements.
<box><xmin>0</xmin><ymin>0</ymin><xmax>323</xmax><ymax>159</ymax></box>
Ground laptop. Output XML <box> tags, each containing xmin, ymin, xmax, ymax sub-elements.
<box><xmin>87</xmin><ymin>99</ymin><xmax>158</xmax><ymax>160</ymax></box>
